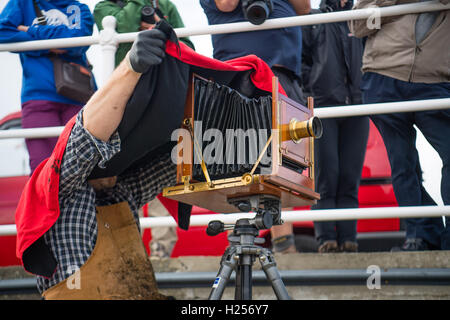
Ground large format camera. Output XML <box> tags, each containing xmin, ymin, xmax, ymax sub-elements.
<box><xmin>242</xmin><ymin>0</ymin><xmax>274</xmax><ymax>25</ymax></box>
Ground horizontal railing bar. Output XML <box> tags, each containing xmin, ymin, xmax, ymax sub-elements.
<box><xmin>0</xmin><ymin>2</ymin><xmax>448</xmax><ymax>52</ymax></box>
<box><xmin>1</xmin><ymin>205</ymin><xmax>448</xmax><ymax>236</ymax></box>
<box><xmin>1</xmin><ymin>98</ymin><xmax>448</xmax><ymax>139</ymax></box>
<box><xmin>315</xmin><ymin>98</ymin><xmax>450</xmax><ymax>119</ymax></box>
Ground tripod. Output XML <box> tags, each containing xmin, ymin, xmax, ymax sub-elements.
<box><xmin>207</xmin><ymin>196</ymin><xmax>291</xmax><ymax>300</ymax></box>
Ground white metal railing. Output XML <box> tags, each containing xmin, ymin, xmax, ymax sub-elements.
<box><xmin>0</xmin><ymin>1</ymin><xmax>449</xmax><ymax>235</ymax></box>
<box><xmin>1</xmin><ymin>206</ymin><xmax>449</xmax><ymax>236</ymax></box>
<box><xmin>1</xmin><ymin>97</ymin><xmax>450</xmax><ymax>139</ymax></box>
<box><xmin>0</xmin><ymin>1</ymin><xmax>448</xmax><ymax>52</ymax></box>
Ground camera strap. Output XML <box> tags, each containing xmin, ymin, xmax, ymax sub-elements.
<box><xmin>32</xmin><ymin>0</ymin><xmax>47</xmax><ymax>25</ymax></box>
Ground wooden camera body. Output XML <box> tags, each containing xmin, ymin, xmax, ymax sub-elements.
<box><xmin>163</xmin><ymin>74</ymin><xmax>321</xmax><ymax>213</ymax></box>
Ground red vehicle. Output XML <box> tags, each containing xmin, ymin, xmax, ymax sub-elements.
<box><xmin>0</xmin><ymin>112</ymin><xmax>402</xmax><ymax>267</ymax></box>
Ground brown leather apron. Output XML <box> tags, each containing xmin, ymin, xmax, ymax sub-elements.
<box><xmin>43</xmin><ymin>202</ymin><xmax>168</xmax><ymax>300</ymax></box>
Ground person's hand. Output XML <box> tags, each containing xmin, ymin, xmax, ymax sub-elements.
<box><xmin>139</xmin><ymin>13</ymin><xmax>161</xmax><ymax>31</ymax></box>
<box><xmin>140</xmin><ymin>21</ymin><xmax>154</xmax><ymax>30</ymax></box>
<box><xmin>17</xmin><ymin>25</ymin><xmax>29</xmax><ymax>32</ymax></box>
<box><xmin>50</xmin><ymin>49</ymin><xmax>67</xmax><ymax>54</ymax></box>
<box><xmin>126</xmin><ymin>28</ymin><xmax>166</xmax><ymax>73</ymax></box>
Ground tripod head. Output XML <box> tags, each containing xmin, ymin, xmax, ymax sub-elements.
<box><xmin>206</xmin><ymin>194</ymin><xmax>281</xmax><ymax>236</ymax></box>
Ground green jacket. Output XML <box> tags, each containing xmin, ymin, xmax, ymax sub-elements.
<box><xmin>94</xmin><ymin>0</ymin><xmax>195</xmax><ymax>67</ymax></box>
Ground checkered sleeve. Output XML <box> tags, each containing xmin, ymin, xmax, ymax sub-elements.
<box><xmin>119</xmin><ymin>153</ymin><xmax>177</xmax><ymax>209</ymax></box>
<box><xmin>58</xmin><ymin>111</ymin><xmax>121</xmax><ymax>197</ymax></box>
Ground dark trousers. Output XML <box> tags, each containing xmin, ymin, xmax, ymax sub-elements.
<box><xmin>312</xmin><ymin>116</ymin><xmax>369</xmax><ymax>245</ymax></box>
<box><xmin>361</xmin><ymin>72</ymin><xmax>450</xmax><ymax>249</ymax></box>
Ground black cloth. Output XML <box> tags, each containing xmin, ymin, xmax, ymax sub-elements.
<box><xmin>87</xmin><ymin>21</ymin><xmax>275</xmax><ymax>229</ymax></box>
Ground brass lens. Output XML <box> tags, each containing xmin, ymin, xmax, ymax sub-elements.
<box><xmin>289</xmin><ymin>116</ymin><xmax>323</xmax><ymax>143</ymax></box>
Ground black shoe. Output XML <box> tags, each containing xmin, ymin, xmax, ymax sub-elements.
<box><xmin>391</xmin><ymin>238</ymin><xmax>430</xmax><ymax>252</ymax></box>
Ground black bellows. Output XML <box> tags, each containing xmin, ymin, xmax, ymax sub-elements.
<box><xmin>192</xmin><ymin>77</ymin><xmax>273</xmax><ymax>181</ymax></box>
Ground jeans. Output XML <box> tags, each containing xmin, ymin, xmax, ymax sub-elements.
<box><xmin>361</xmin><ymin>72</ymin><xmax>450</xmax><ymax>249</ymax></box>
<box><xmin>21</xmin><ymin>100</ymin><xmax>82</xmax><ymax>173</ymax></box>
<box><xmin>312</xmin><ymin>116</ymin><xmax>370</xmax><ymax>245</ymax></box>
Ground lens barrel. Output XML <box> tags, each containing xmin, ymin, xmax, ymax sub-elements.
<box><xmin>141</xmin><ymin>6</ymin><xmax>156</xmax><ymax>24</ymax></box>
<box><xmin>243</xmin><ymin>0</ymin><xmax>272</xmax><ymax>25</ymax></box>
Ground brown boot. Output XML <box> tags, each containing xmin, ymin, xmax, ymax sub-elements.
<box><xmin>339</xmin><ymin>241</ymin><xmax>358</xmax><ymax>252</ymax></box>
<box><xmin>318</xmin><ymin>240</ymin><xmax>339</xmax><ymax>253</ymax></box>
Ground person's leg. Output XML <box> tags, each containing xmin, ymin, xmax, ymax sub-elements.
<box><xmin>363</xmin><ymin>73</ymin><xmax>430</xmax><ymax>248</ymax></box>
<box><xmin>363</xmin><ymin>73</ymin><xmax>446</xmax><ymax>250</ymax></box>
<box><xmin>442</xmin><ymin>216</ymin><xmax>450</xmax><ymax>250</ymax></box>
<box><xmin>147</xmin><ymin>197</ymin><xmax>178</xmax><ymax>258</ymax></box>
<box><xmin>312</xmin><ymin>118</ymin><xmax>340</xmax><ymax>249</ymax></box>
<box><xmin>21</xmin><ymin>100</ymin><xmax>60</xmax><ymax>173</ymax></box>
<box><xmin>335</xmin><ymin>116</ymin><xmax>370</xmax><ymax>250</ymax></box>
<box><xmin>414</xmin><ymin>107</ymin><xmax>450</xmax><ymax>249</ymax></box>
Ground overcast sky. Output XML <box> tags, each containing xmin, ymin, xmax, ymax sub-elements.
<box><xmin>0</xmin><ymin>0</ymin><xmax>444</xmax><ymax>205</ymax></box>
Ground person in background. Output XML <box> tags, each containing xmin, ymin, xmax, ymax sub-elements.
<box><xmin>200</xmin><ymin>0</ymin><xmax>311</xmax><ymax>254</ymax></box>
<box><xmin>0</xmin><ymin>0</ymin><xmax>95</xmax><ymax>173</ymax></box>
<box><xmin>302</xmin><ymin>0</ymin><xmax>368</xmax><ymax>253</ymax></box>
<box><xmin>349</xmin><ymin>0</ymin><xmax>449</xmax><ymax>251</ymax></box>
<box><xmin>94</xmin><ymin>0</ymin><xmax>195</xmax><ymax>258</ymax></box>
<box><xmin>94</xmin><ymin>0</ymin><xmax>194</xmax><ymax>67</ymax></box>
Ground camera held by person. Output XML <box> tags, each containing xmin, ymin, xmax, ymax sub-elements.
<box><xmin>141</xmin><ymin>5</ymin><xmax>156</xmax><ymax>25</ymax></box>
<box><xmin>242</xmin><ymin>0</ymin><xmax>273</xmax><ymax>25</ymax></box>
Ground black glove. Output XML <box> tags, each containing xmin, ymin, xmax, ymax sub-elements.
<box><xmin>127</xmin><ymin>28</ymin><xmax>166</xmax><ymax>73</ymax></box>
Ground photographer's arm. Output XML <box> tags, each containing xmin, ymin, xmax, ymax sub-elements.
<box><xmin>82</xmin><ymin>57</ymin><xmax>140</xmax><ymax>142</ymax></box>
<box><xmin>82</xmin><ymin>28</ymin><xmax>166</xmax><ymax>141</ymax></box>
<box><xmin>289</xmin><ymin>0</ymin><xmax>311</xmax><ymax>15</ymax></box>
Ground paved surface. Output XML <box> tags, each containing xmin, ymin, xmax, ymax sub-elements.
<box><xmin>1</xmin><ymin>251</ymin><xmax>449</xmax><ymax>300</ymax></box>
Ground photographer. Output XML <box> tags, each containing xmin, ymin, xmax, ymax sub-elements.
<box><xmin>94</xmin><ymin>0</ymin><xmax>194</xmax><ymax>67</ymax></box>
<box><xmin>201</xmin><ymin>0</ymin><xmax>310</xmax><ymax>254</ymax></box>
<box><xmin>94</xmin><ymin>0</ymin><xmax>195</xmax><ymax>258</ymax></box>
<box><xmin>15</xmin><ymin>26</ymin><xmax>176</xmax><ymax>299</ymax></box>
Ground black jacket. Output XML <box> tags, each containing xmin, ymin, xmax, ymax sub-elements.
<box><xmin>301</xmin><ymin>0</ymin><xmax>364</xmax><ymax>108</ymax></box>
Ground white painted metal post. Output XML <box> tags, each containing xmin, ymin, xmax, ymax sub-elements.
<box><xmin>98</xmin><ymin>16</ymin><xmax>118</xmax><ymax>86</ymax></box>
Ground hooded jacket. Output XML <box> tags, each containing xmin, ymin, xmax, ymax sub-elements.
<box><xmin>94</xmin><ymin>0</ymin><xmax>195</xmax><ymax>67</ymax></box>
<box><xmin>0</xmin><ymin>0</ymin><xmax>94</xmax><ymax>105</ymax></box>
<box><xmin>349</xmin><ymin>0</ymin><xmax>450</xmax><ymax>83</ymax></box>
<box><xmin>302</xmin><ymin>0</ymin><xmax>364</xmax><ymax>107</ymax></box>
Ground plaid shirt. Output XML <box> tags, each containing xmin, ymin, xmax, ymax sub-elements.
<box><xmin>36</xmin><ymin>112</ymin><xmax>176</xmax><ymax>293</ymax></box>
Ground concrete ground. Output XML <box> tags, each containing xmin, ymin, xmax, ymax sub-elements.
<box><xmin>1</xmin><ymin>251</ymin><xmax>449</xmax><ymax>300</ymax></box>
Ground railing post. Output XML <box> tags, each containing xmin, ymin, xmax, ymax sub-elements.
<box><xmin>98</xmin><ymin>16</ymin><xmax>118</xmax><ymax>86</ymax></box>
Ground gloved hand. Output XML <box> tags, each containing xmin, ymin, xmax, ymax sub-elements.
<box><xmin>127</xmin><ymin>28</ymin><xmax>166</xmax><ymax>73</ymax></box>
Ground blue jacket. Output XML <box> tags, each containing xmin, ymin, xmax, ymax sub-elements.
<box><xmin>0</xmin><ymin>0</ymin><xmax>94</xmax><ymax>105</ymax></box>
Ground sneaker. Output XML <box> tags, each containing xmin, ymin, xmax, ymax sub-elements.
<box><xmin>339</xmin><ymin>241</ymin><xmax>358</xmax><ymax>252</ymax></box>
<box><xmin>391</xmin><ymin>238</ymin><xmax>430</xmax><ymax>252</ymax></box>
<box><xmin>318</xmin><ymin>240</ymin><xmax>339</xmax><ymax>253</ymax></box>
